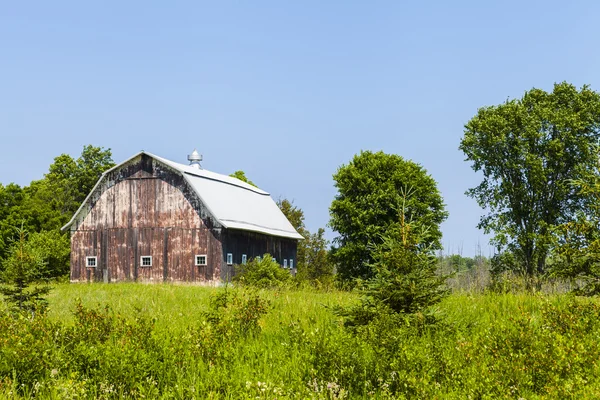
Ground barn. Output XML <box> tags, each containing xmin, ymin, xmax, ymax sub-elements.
<box><xmin>62</xmin><ymin>150</ymin><xmax>303</xmax><ymax>283</ymax></box>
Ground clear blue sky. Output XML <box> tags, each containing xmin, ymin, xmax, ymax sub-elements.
<box><xmin>2</xmin><ymin>1</ymin><xmax>600</xmax><ymax>256</ymax></box>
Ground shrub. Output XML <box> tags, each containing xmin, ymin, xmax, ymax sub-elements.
<box><xmin>233</xmin><ymin>253</ymin><xmax>292</xmax><ymax>288</ymax></box>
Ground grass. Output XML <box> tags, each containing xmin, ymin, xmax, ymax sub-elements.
<box><xmin>45</xmin><ymin>283</ymin><xmax>355</xmax><ymax>333</ymax></box>
<box><xmin>2</xmin><ymin>283</ymin><xmax>600</xmax><ymax>398</ymax></box>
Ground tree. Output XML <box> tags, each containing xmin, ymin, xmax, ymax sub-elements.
<box><xmin>27</xmin><ymin>230</ymin><xmax>71</xmax><ymax>279</ymax></box>
<box><xmin>44</xmin><ymin>145</ymin><xmax>115</xmax><ymax>219</ymax></box>
<box><xmin>0</xmin><ymin>184</ymin><xmax>26</xmax><ymax>261</ymax></box>
<box><xmin>0</xmin><ymin>225</ymin><xmax>51</xmax><ymax>315</ymax></box>
<box><xmin>337</xmin><ymin>187</ymin><xmax>448</xmax><ymax>327</ymax></box>
<box><xmin>329</xmin><ymin>151</ymin><xmax>448</xmax><ymax>281</ymax></box>
<box><xmin>299</xmin><ymin>228</ymin><xmax>334</xmax><ymax>285</ymax></box>
<box><xmin>460</xmin><ymin>82</ymin><xmax>600</xmax><ymax>278</ymax></box>
<box><xmin>277</xmin><ymin>199</ymin><xmax>334</xmax><ymax>285</ymax></box>
<box><xmin>0</xmin><ymin>145</ymin><xmax>114</xmax><ymax>278</ymax></box>
<box><xmin>550</xmin><ymin>176</ymin><xmax>600</xmax><ymax>295</ymax></box>
<box><xmin>229</xmin><ymin>170</ymin><xmax>257</xmax><ymax>187</ymax></box>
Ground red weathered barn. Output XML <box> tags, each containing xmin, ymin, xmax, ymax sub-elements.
<box><xmin>62</xmin><ymin>150</ymin><xmax>302</xmax><ymax>283</ymax></box>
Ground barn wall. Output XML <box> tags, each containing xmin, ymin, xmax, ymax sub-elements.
<box><xmin>220</xmin><ymin>229</ymin><xmax>298</xmax><ymax>279</ymax></box>
<box><xmin>71</xmin><ymin>227</ymin><xmax>222</xmax><ymax>283</ymax></box>
<box><xmin>70</xmin><ymin>164</ymin><xmax>223</xmax><ymax>283</ymax></box>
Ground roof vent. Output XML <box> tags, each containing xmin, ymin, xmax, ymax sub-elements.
<box><xmin>187</xmin><ymin>149</ymin><xmax>203</xmax><ymax>169</ymax></box>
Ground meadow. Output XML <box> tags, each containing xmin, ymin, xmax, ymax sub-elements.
<box><xmin>2</xmin><ymin>283</ymin><xmax>600</xmax><ymax>399</ymax></box>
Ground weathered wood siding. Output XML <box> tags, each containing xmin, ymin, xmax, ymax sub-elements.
<box><xmin>70</xmin><ymin>158</ymin><xmax>222</xmax><ymax>283</ymax></box>
<box><xmin>220</xmin><ymin>229</ymin><xmax>298</xmax><ymax>279</ymax></box>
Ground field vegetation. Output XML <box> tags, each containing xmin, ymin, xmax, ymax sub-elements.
<box><xmin>2</xmin><ymin>283</ymin><xmax>600</xmax><ymax>398</ymax></box>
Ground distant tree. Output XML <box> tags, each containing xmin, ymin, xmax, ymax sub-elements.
<box><xmin>277</xmin><ymin>198</ymin><xmax>308</xmax><ymax>270</ymax></box>
<box><xmin>229</xmin><ymin>170</ymin><xmax>257</xmax><ymax>187</ymax></box>
<box><xmin>277</xmin><ymin>199</ymin><xmax>334</xmax><ymax>285</ymax></box>
<box><xmin>329</xmin><ymin>151</ymin><xmax>448</xmax><ymax>281</ymax></box>
<box><xmin>277</xmin><ymin>199</ymin><xmax>306</xmax><ymax>234</ymax></box>
<box><xmin>43</xmin><ymin>145</ymin><xmax>115</xmax><ymax>219</ymax></box>
<box><xmin>460</xmin><ymin>82</ymin><xmax>600</xmax><ymax>278</ymax></box>
<box><xmin>0</xmin><ymin>225</ymin><xmax>51</xmax><ymax>315</ymax></box>
<box><xmin>298</xmin><ymin>228</ymin><xmax>334</xmax><ymax>286</ymax></box>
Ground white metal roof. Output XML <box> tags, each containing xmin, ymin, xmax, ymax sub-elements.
<box><xmin>62</xmin><ymin>151</ymin><xmax>304</xmax><ymax>240</ymax></box>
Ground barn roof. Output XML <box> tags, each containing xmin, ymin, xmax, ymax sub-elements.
<box><xmin>62</xmin><ymin>151</ymin><xmax>304</xmax><ymax>240</ymax></box>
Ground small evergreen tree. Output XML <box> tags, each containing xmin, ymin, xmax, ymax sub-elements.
<box><xmin>338</xmin><ymin>187</ymin><xmax>449</xmax><ymax>328</ymax></box>
<box><xmin>0</xmin><ymin>225</ymin><xmax>51</xmax><ymax>315</ymax></box>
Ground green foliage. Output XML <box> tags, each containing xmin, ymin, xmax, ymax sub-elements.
<box><xmin>550</xmin><ymin>177</ymin><xmax>600</xmax><ymax>295</ymax></box>
<box><xmin>0</xmin><ymin>184</ymin><xmax>27</xmax><ymax>262</ymax></box>
<box><xmin>0</xmin><ymin>145</ymin><xmax>113</xmax><ymax>279</ymax></box>
<box><xmin>233</xmin><ymin>253</ymin><xmax>292</xmax><ymax>288</ymax></box>
<box><xmin>338</xmin><ymin>188</ymin><xmax>449</xmax><ymax>328</ymax></box>
<box><xmin>191</xmin><ymin>288</ymin><xmax>271</xmax><ymax>365</ymax></box>
<box><xmin>460</xmin><ymin>82</ymin><xmax>600</xmax><ymax>277</ymax></box>
<box><xmin>2</xmin><ymin>284</ymin><xmax>600</xmax><ymax>398</ymax></box>
<box><xmin>0</xmin><ymin>226</ymin><xmax>51</xmax><ymax>315</ymax></box>
<box><xmin>329</xmin><ymin>150</ymin><xmax>448</xmax><ymax>281</ymax></box>
<box><xmin>229</xmin><ymin>170</ymin><xmax>257</xmax><ymax>187</ymax></box>
<box><xmin>298</xmin><ymin>228</ymin><xmax>334</xmax><ymax>287</ymax></box>
<box><xmin>277</xmin><ymin>199</ymin><xmax>334</xmax><ymax>286</ymax></box>
<box><xmin>27</xmin><ymin>230</ymin><xmax>71</xmax><ymax>279</ymax></box>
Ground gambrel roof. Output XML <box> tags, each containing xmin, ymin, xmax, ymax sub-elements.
<box><xmin>62</xmin><ymin>151</ymin><xmax>304</xmax><ymax>240</ymax></box>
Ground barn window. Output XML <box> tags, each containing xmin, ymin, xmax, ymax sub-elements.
<box><xmin>256</xmin><ymin>256</ymin><xmax>262</xmax><ymax>262</ymax></box>
<box><xmin>241</xmin><ymin>254</ymin><xmax>247</xmax><ymax>264</ymax></box>
<box><xmin>272</xmin><ymin>257</ymin><xmax>277</xmax><ymax>263</ymax></box>
<box><xmin>227</xmin><ymin>253</ymin><xmax>233</xmax><ymax>265</ymax></box>
<box><xmin>140</xmin><ymin>256</ymin><xmax>152</xmax><ymax>267</ymax></box>
<box><xmin>195</xmin><ymin>255</ymin><xmax>207</xmax><ymax>266</ymax></box>
<box><xmin>289</xmin><ymin>259</ymin><xmax>294</xmax><ymax>269</ymax></box>
<box><xmin>283</xmin><ymin>259</ymin><xmax>288</xmax><ymax>268</ymax></box>
<box><xmin>86</xmin><ymin>256</ymin><xmax>97</xmax><ymax>267</ymax></box>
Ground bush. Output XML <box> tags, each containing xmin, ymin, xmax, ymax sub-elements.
<box><xmin>233</xmin><ymin>253</ymin><xmax>292</xmax><ymax>288</ymax></box>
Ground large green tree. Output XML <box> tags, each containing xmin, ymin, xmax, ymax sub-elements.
<box><xmin>329</xmin><ymin>151</ymin><xmax>448</xmax><ymax>281</ymax></box>
<box><xmin>460</xmin><ymin>82</ymin><xmax>600</xmax><ymax>277</ymax></box>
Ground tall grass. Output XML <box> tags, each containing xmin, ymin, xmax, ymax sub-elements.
<box><xmin>1</xmin><ymin>283</ymin><xmax>600</xmax><ymax>398</ymax></box>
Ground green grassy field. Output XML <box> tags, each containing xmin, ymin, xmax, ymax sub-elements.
<box><xmin>2</xmin><ymin>284</ymin><xmax>600</xmax><ymax>399</ymax></box>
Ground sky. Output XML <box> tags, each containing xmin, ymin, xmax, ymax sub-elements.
<box><xmin>2</xmin><ymin>1</ymin><xmax>600</xmax><ymax>256</ymax></box>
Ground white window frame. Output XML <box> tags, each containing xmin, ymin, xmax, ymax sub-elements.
<box><xmin>140</xmin><ymin>256</ymin><xmax>153</xmax><ymax>267</ymax></box>
<box><xmin>272</xmin><ymin>257</ymin><xmax>277</xmax><ymax>263</ymax></box>
<box><xmin>289</xmin><ymin>259</ymin><xmax>294</xmax><ymax>269</ymax></box>
<box><xmin>283</xmin><ymin>259</ymin><xmax>288</xmax><ymax>268</ymax></box>
<box><xmin>195</xmin><ymin>254</ymin><xmax>207</xmax><ymax>266</ymax></box>
<box><xmin>227</xmin><ymin>253</ymin><xmax>233</xmax><ymax>265</ymax></box>
<box><xmin>241</xmin><ymin>254</ymin><xmax>247</xmax><ymax>265</ymax></box>
<box><xmin>86</xmin><ymin>256</ymin><xmax>97</xmax><ymax>268</ymax></box>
